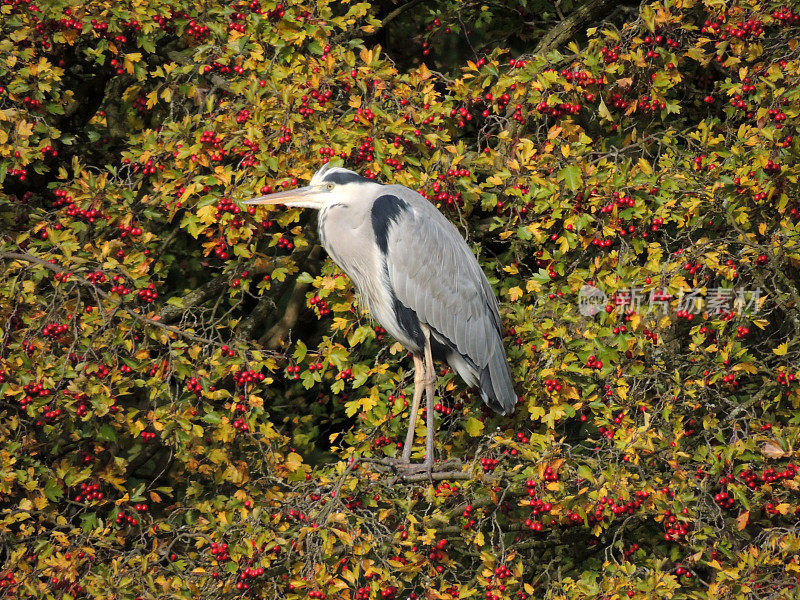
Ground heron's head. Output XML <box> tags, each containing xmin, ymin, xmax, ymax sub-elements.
<box><xmin>243</xmin><ymin>163</ymin><xmax>377</xmax><ymax>210</ymax></box>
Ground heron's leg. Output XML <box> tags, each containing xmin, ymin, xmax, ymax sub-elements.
<box><xmin>422</xmin><ymin>326</ymin><xmax>436</xmax><ymax>470</ymax></box>
<box><xmin>401</xmin><ymin>354</ymin><xmax>425</xmax><ymax>463</ymax></box>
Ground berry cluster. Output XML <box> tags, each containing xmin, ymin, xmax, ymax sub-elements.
<box><xmin>215</xmin><ymin>197</ymin><xmax>241</xmax><ymax>218</ymax></box>
<box><xmin>234</xmin><ymin>566</ymin><xmax>265</xmax><ymax>591</ymax></box>
<box><xmin>714</xmin><ymin>490</ymin><xmax>735</xmax><ymax>508</ymax></box>
<box><xmin>601</xmin><ymin>45</ymin><xmax>620</xmax><ymax>62</ymax></box>
<box><xmin>42</xmin><ymin>323</ymin><xmax>68</xmax><ymax>339</ymax></box>
<box><xmin>662</xmin><ymin>509</ymin><xmax>691</xmax><ymax>541</ymax></box>
<box><xmin>74</xmin><ymin>482</ymin><xmax>104</xmax><ymax>503</ymax></box>
<box><xmin>187</xmin><ymin>377</ymin><xmax>203</xmax><ymax>396</ymax></box>
<box><xmin>233</xmin><ymin>369</ymin><xmax>266</xmax><ymax>386</ymax></box>
<box><xmin>137</xmin><ymin>283</ymin><xmax>158</xmax><ymax>303</ymax></box>
<box><xmin>86</xmin><ymin>271</ymin><xmax>106</xmax><ymax>284</ymax></box>
<box><xmin>309</xmin><ymin>295</ymin><xmax>330</xmax><ymax>316</ymax></box>
<box><xmin>277</xmin><ymin>236</ymin><xmax>294</xmax><ymax>250</ymax></box>
<box><xmin>277</xmin><ymin>126</ymin><xmax>292</xmax><ymax>144</ymax></box>
<box><xmin>110</xmin><ymin>275</ymin><xmax>131</xmax><ymax>296</ymax></box>
<box><xmin>536</xmin><ymin>101</ymin><xmax>581</xmax><ymax>117</ymax></box>
<box><xmin>118</xmin><ymin>223</ymin><xmax>142</xmax><ymax>238</ymax></box>
<box><xmin>740</xmin><ymin>463</ymin><xmax>797</xmax><ymax>489</ymax></box>
<box><xmin>773</xmin><ymin>6</ymin><xmax>798</xmax><ymax>23</ymax></box>
<box><xmin>543</xmin><ymin>378</ymin><xmax>562</xmax><ymax>393</ymax></box>
<box><xmin>213</xmin><ymin>238</ymin><xmax>230</xmax><ymax>261</ymax></box>
<box><xmin>480</xmin><ymin>457</ymin><xmax>499</xmax><ymax>472</ymax></box>
<box><xmin>209</xmin><ymin>542</ymin><xmax>229</xmax><ymax>561</ymax></box>
<box><xmin>115</xmin><ymin>510</ymin><xmax>139</xmax><ymax>527</ymax></box>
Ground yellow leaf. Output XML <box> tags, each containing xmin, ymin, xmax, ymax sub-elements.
<box><xmin>285</xmin><ymin>452</ymin><xmax>303</xmax><ymax>472</ymax></box>
<box><xmin>197</xmin><ymin>204</ymin><xmax>217</xmax><ymax>225</ymax></box>
<box><xmin>16</xmin><ymin>120</ymin><xmax>33</xmax><ymax>138</ymax></box>
<box><xmin>465</xmin><ymin>417</ymin><xmax>484</xmax><ymax>437</ymax></box>
<box><xmin>474</xmin><ymin>531</ymin><xmax>484</xmax><ymax>547</ymax></box>
<box><xmin>773</xmin><ymin>342</ymin><xmax>788</xmax><ymax>356</ymax></box>
<box><xmin>508</xmin><ymin>286</ymin><xmax>523</xmax><ymax>301</ymax></box>
<box><xmin>332</xmin><ymin>527</ymin><xmax>352</xmax><ymax>545</ymax></box>
<box><xmin>528</xmin><ymin>405</ymin><xmax>545</xmax><ymax>420</ymax></box>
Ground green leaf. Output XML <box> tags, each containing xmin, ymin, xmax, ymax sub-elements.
<box><xmin>558</xmin><ymin>165</ymin><xmax>582</xmax><ymax>191</ymax></box>
<box><xmin>97</xmin><ymin>424</ymin><xmax>117</xmax><ymax>442</ymax></box>
<box><xmin>577</xmin><ymin>465</ymin><xmax>596</xmax><ymax>484</ymax></box>
<box><xmin>294</xmin><ymin>339</ymin><xmax>308</xmax><ymax>362</ymax></box>
<box><xmin>202</xmin><ymin>412</ymin><xmax>221</xmax><ymax>424</ymax></box>
<box><xmin>43</xmin><ymin>478</ymin><xmax>63</xmax><ymax>501</ymax></box>
<box><xmin>80</xmin><ymin>512</ymin><xmax>99</xmax><ymax>533</ymax></box>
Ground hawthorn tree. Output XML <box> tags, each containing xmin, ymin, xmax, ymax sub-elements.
<box><xmin>1</xmin><ymin>0</ymin><xmax>800</xmax><ymax>599</ymax></box>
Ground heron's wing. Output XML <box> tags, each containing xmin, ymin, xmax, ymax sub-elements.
<box><xmin>382</xmin><ymin>190</ymin><xmax>517</xmax><ymax>413</ymax></box>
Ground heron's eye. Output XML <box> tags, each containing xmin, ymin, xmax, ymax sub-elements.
<box><xmin>324</xmin><ymin>183</ymin><xmax>334</xmax><ymax>191</ymax></box>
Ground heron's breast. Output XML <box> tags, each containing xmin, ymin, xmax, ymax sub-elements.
<box><xmin>318</xmin><ymin>207</ymin><xmax>420</xmax><ymax>351</ymax></box>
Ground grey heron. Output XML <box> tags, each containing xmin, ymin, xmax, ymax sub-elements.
<box><xmin>244</xmin><ymin>163</ymin><xmax>516</xmax><ymax>470</ymax></box>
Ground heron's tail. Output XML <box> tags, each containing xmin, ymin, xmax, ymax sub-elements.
<box><xmin>479</xmin><ymin>341</ymin><xmax>517</xmax><ymax>415</ymax></box>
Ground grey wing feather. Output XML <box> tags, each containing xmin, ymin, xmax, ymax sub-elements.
<box><xmin>383</xmin><ymin>186</ymin><xmax>517</xmax><ymax>414</ymax></box>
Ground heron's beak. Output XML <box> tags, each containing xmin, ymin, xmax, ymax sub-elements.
<box><xmin>242</xmin><ymin>186</ymin><xmax>324</xmax><ymax>209</ymax></box>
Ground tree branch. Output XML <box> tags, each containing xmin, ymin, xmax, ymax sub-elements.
<box><xmin>534</xmin><ymin>0</ymin><xmax>618</xmax><ymax>55</ymax></box>
<box><xmin>258</xmin><ymin>247</ymin><xmax>323</xmax><ymax>350</ymax></box>
<box><xmin>159</xmin><ymin>273</ymin><xmax>235</xmax><ymax>325</ymax></box>
<box><xmin>0</xmin><ymin>251</ymin><xmax>224</xmax><ymax>348</ymax></box>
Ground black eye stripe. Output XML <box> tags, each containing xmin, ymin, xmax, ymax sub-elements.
<box><xmin>323</xmin><ymin>171</ymin><xmax>371</xmax><ymax>185</ymax></box>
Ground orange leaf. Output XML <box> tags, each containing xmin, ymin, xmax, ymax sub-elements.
<box><xmin>736</xmin><ymin>511</ymin><xmax>749</xmax><ymax>531</ymax></box>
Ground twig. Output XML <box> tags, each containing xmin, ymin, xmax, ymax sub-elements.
<box><xmin>1</xmin><ymin>251</ymin><xmax>223</xmax><ymax>347</ymax></box>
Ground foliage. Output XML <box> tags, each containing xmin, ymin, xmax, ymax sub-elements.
<box><xmin>1</xmin><ymin>0</ymin><xmax>800</xmax><ymax>599</ymax></box>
